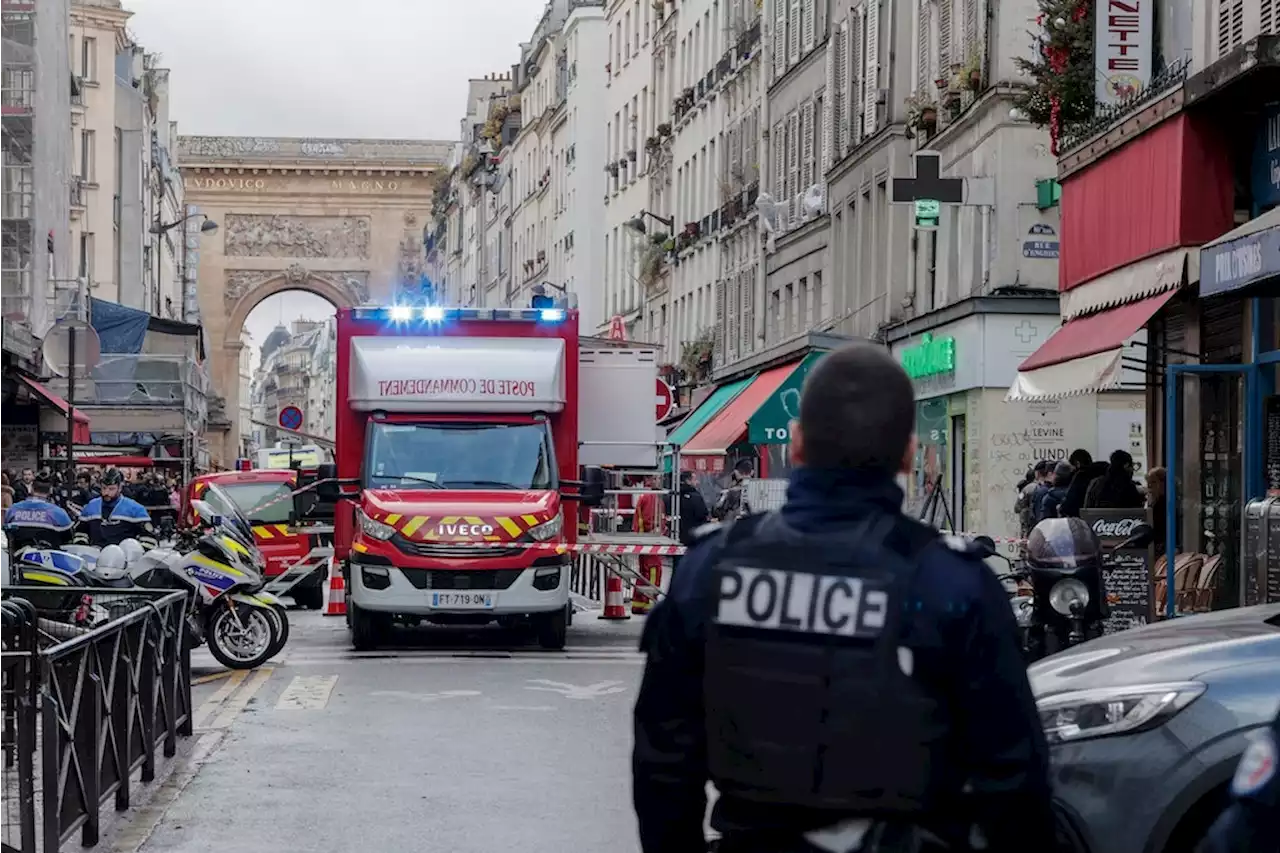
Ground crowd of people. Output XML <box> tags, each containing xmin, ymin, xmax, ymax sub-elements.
<box><xmin>1014</xmin><ymin>449</ymin><xmax>1166</xmax><ymax>546</ymax></box>
<box><xmin>2</xmin><ymin>466</ymin><xmax>167</xmax><ymax>552</ymax></box>
<box><xmin>2</xmin><ymin>466</ymin><xmax>179</xmax><ymax>514</ymax></box>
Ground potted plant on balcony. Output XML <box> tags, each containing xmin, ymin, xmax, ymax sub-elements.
<box><xmin>657</xmin><ymin>122</ymin><xmax>672</xmax><ymax>137</ymax></box>
<box><xmin>645</xmin><ymin>135</ymin><xmax>661</xmax><ymax>153</ymax></box>
<box><xmin>904</xmin><ymin>91</ymin><xmax>938</xmax><ymax>136</ymax></box>
<box><xmin>963</xmin><ymin>47</ymin><xmax>984</xmax><ymax>91</ymax></box>
<box><xmin>606</xmin><ymin>161</ymin><xmax>620</xmax><ymax>177</ymax></box>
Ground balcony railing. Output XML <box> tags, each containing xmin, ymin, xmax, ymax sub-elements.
<box><xmin>1060</xmin><ymin>56</ymin><xmax>1193</xmax><ymax>155</ymax></box>
<box><xmin>0</xmin><ymin>83</ymin><xmax>33</xmax><ymax>115</ymax></box>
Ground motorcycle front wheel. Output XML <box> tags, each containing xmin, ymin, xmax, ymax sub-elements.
<box><xmin>207</xmin><ymin>603</ymin><xmax>276</xmax><ymax>670</ymax></box>
<box><xmin>266</xmin><ymin>603</ymin><xmax>290</xmax><ymax>660</ymax></box>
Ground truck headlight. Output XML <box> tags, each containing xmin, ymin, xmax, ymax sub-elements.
<box><xmin>1037</xmin><ymin>682</ymin><xmax>1205</xmax><ymax>745</ymax></box>
<box><xmin>357</xmin><ymin>508</ymin><xmax>397</xmax><ymax>541</ymax></box>
<box><xmin>527</xmin><ymin>514</ymin><xmax>563</xmax><ymax>542</ymax></box>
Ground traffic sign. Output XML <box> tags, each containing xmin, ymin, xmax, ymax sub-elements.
<box><xmin>278</xmin><ymin>405</ymin><xmax>304</xmax><ymax>431</ymax></box>
<box><xmin>655</xmin><ymin>378</ymin><xmax>674</xmax><ymax>422</ymax></box>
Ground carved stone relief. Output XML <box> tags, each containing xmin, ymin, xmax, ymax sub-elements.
<box><xmin>181</xmin><ymin>136</ymin><xmax>281</xmax><ymax>158</ymax></box>
<box><xmin>223</xmin><ymin>269</ymin><xmax>371</xmax><ymax>309</ymax></box>
<box><xmin>223</xmin><ymin>215</ymin><xmax>371</xmax><ymax>260</ymax></box>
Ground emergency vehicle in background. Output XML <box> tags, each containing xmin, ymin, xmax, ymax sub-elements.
<box><xmin>305</xmin><ymin>300</ymin><xmax>661</xmax><ymax>650</ymax></box>
<box><xmin>184</xmin><ymin>469</ymin><xmax>329</xmax><ymax>609</ymax></box>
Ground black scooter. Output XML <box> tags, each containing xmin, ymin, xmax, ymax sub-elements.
<box><xmin>974</xmin><ymin>524</ymin><xmax>1153</xmax><ymax>663</ymax></box>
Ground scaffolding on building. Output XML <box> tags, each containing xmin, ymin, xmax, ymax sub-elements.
<box><xmin>1</xmin><ymin>0</ymin><xmax>37</xmax><ymax>358</ymax></box>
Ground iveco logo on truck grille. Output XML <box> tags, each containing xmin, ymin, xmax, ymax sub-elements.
<box><xmin>438</xmin><ymin>523</ymin><xmax>495</xmax><ymax>536</ymax></box>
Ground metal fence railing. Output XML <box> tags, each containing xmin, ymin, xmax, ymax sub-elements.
<box><xmin>1</xmin><ymin>587</ymin><xmax>192</xmax><ymax>852</ymax></box>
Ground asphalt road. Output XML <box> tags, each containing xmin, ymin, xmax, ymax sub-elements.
<box><xmin>111</xmin><ymin>610</ymin><xmax>649</xmax><ymax>853</ymax></box>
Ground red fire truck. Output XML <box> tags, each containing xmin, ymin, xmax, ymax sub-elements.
<box><xmin>309</xmin><ymin>303</ymin><xmax>659</xmax><ymax>650</ymax></box>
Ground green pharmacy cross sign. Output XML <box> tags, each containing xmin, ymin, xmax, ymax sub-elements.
<box><xmin>900</xmin><ymin>333</ymin><xmax>956</xmax><ymax>380</ymax></box>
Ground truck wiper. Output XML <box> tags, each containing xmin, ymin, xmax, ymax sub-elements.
<box><xmin>377</xmin><ymin>475</ymin><xmax>445</xmax><ymax>489</ymax></box>
<box><xmin>447</xmin><ymin>479</ymin><xmax>525</xmax><ymax>489</ymax></box>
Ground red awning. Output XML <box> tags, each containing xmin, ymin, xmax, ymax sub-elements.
<box><xmin>1008</xmin><ymin>289</ymin><xmax>1178</xmax><ymax>401</ymax></box>
<box><xmin>682</xmin><ymin>363</ymin><xmax>796</xmax><ymax>455</ymax></box>
<box><xmin>19</xmin><ymin>375</ymin><xmax>91</xmax><ymax>444</ymax></box>
<box><xmin>75</xmin><ymin>456</ymin><xmax>155</xmax><ymax>468</ymax></box>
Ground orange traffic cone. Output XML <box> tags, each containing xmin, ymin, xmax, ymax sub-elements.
<box><xmin>599</xmin><ymin>572</ymin><xmax>629</xmax><ymax>620</ymax></box>
<box><xmin>323</xmin><ymin>558</ymin><xmax>346</xmax><ymax>617</ymax></box>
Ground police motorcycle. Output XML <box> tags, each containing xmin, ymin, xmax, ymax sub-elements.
<box><xmin>974</xmin><ymin>517</ymin><xmax>1153</xmax><ymax>662</ymax></box>
<box><xmin>118</xmin><ymin>501</ymin><xmax>286</xmax><ymax>669</ymax></box>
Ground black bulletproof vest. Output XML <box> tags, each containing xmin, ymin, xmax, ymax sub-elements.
<box><xmin>703</xmin><ymin>511</ymin><xmax>949</xmax><ymax>817</ymax></box>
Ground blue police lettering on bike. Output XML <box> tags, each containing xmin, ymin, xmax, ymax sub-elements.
<box><xmin>714</xmin><ymin>566</ymin><xmax>889</xmax><ymax>637</ymax></box>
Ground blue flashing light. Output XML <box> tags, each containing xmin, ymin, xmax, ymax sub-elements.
<box><xmin>539</xmin><ymin>308</ymin><xmax>566</xmax><ymax>322</ymax></box>
<box><xmin>422</xmin><ymin>306</ymin><xmax>445</xmax><ymax>322</ymax></box>
<box><xmin>350</xmin><ymin>305</ymin><xmax>569</xmax><ymax>324</ymax></box>
<box><xmin>389</xmin><ymin>305</ymin><xmax>414</xmax><ymax>322</ymax></box>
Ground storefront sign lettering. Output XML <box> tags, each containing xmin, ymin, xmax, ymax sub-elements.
<box><xmin>376</xmin><ymin>377</ymin><xmax>536</xmax><ymax>398</ymax></box>
<box><xmin>1252</xmin><ymin>103</ymin><xmax>1280</xmax><ymax>209</ymax></box>
<box><xmin>190</xmin><ymin>177</ymin><xmax>268</xmax><ymax>190</ymax></box>
<box><xmin>1201</xmin><ymin>226</ymin><xmax>1280</xmax><ymax>297</ymax></box>
<box><xmin>1095</xmin><ymin>1</ymin><xmax>1152</xmax><ymax>107</ymax></box>
<box><xmin>900</xmin><ymin>333</ymin><xmax>956</xmax><ymax>380</ymax></box>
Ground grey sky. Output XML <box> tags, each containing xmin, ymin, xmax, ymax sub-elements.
<box><xmin>123</xmin><ymin>0</ymin><xmax>546</xmax><ymax>356</ymax></box>
<box><xmin>122</xmin><ymin>0</ymin><xmax>546</xmax><ymax>138</ymax></box>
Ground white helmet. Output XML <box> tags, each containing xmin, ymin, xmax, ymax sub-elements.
<box><xmin>119</xmin><ymin>538</ymin><xmax>145</xmax><ymax>564</ymax></box>
<box><xmin>94</xmin><ymin>544</ymin><xmax>128</xmax><ymax>582</ymax></box>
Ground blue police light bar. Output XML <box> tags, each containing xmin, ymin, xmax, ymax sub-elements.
<box><xmin>351</xmin><ymin>305</ymin><xmax>567</xmax><ymax>324</ymax></box>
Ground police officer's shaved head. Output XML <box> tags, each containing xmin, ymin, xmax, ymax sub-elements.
<box><xmin>795</xmin><ymin>341</ymin><xmax>915</xmax><ymax>472</ymax></box>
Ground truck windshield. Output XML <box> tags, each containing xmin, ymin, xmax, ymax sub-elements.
<box><xmin>365</xmin><ymin>422</ymin><xmax>554</xmax><ymax>491</ymax></box>
<box><xmin>217</xmin><ymin>481</ymin><xmax>294</xmax><ymax>524</ymax></box>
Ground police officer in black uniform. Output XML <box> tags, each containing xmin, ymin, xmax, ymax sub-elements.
<box><xmin>632</xmin><ymin>342</ymin><xmax>1056</xmax><ymax>853</ymax></box>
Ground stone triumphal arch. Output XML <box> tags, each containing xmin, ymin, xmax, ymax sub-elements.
<box><xmin>178</xmin><ymin>135</ymin><xmax>452</xmax><ymax>465</ymax></box>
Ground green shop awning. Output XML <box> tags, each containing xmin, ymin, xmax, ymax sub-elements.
<box><xmin>663</xmin><ymin>377</ymin><xmax>752</xmax><ymax>471</ymax></box>
<box><xmin>746</xmin><ymin>352</ymin><xmax>825</xmax><ymax>443</ymax></box>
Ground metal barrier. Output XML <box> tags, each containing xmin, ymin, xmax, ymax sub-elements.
<box><xmin>1</xmin><ymin>587</ymin><xmax>192</xmax><ymax>852</ymax></box>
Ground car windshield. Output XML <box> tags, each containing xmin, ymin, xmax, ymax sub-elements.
<box><xmin>365</xmin><ymin>422</ymin><xmax>554</xmax><ymax>491</ymax></box>
<box><xmin>218</xmin><ymin>481</ymin><xmax>294</xmax><ymax>524</ymax></box>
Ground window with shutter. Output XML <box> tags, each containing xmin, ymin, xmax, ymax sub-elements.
<box><xmin>832</xmin><ymin>20</ymin><xmax>847</xmax><ymax>158</ymax></box>
<box><xmin>783</xmin><ymin>109</ymin><xmax>793</xmax><ymax>217</ymax></box>
<box><xmin>789</xmin><ymin>0</ymin><xmax>801</xmax><ymax>66</ymax></box>
<box><xmin>862</xmin><ymin>0</ymin><xmax>878</xmax><ymax>138</ymax></box>
<box><xmin>939</xmin><ymin>0</ymin><xmax>953</xmax><ymax>73</ymax></box>
<box><xmin>916</xmin><ymin>0</ymin><xmax>931</xmax><ymax>90</ymax></box>
<box><xmin>773</xmin><ymin>0</ymin><xmax>787</xmax><ymax>80</ymax></box>
<box><xmin>850</xmin><ymin>9</ymin><xmax>863</xmax><ymax>145</ymax></box>
<box><xmin>1263</xmin><ymin>0</ymin><xmax>1276</xmax><ymax>36</ymax></box>
<box><xmin>802</xmin><ymin>0</ymin><xmax>816</xmax><ymax>52</ymax></box>
<box><xmin>962</xmin><ymin>0</ymin><xmax>978</xmax><ymax>56</ymax></box>
<box><xmin>1217</xmin><ymin>0</ymin><xmax>1244</xmax><ymax>58</ymax></box>
<box><xmin>815</xmin><ymin>94</ymin><xmax>827</xmax><ymax>177</ymax></box>
<box><xmin>773</xmin><ymin>120</ymin><xmax>786</xmax><ymax>198</ymax></box>
<box><xmin>715</xmin><ymin>277</ymin><xmax>727</xmax><ymax>354</ymax></box>
<box><xmin>824</xmin><ymin>35</ymin><xmax>837</xmax><ymax>167</ymax></box>
<box><xmin>801</xmin><ymin>101</ymin><xmax>815</xmax><ymax>189</ymax></box>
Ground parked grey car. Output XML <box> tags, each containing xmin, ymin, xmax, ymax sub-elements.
<box><xmin>1030</xmin><ymin>603</ymin><xmax>1280</xmax><ymax>853</ymax></box>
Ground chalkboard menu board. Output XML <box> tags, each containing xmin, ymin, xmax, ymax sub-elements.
<box><xmin>1082</xmin><ymin>508</ymin><xmax>1153</xmax><ymax>634</ymax></box>
<box><xmin>1266</xmin><ymin>396</ymin><xmax>1280</xmax><ymax>496</ymax></box>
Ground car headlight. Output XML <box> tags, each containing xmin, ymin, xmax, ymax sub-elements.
<box><xmin>1038</xmin><ymin>682</ymin><xmax>1205</xmax><ymax>745</ymax></box>
<box><xmin>526</xmin><ymin>513</ymin><xmax>563</xmax><ymax>542</ymax></box>
<box><xmin>1049</xmin><ymin>578</ymin><xmax>1090</xmax><ymax>615</ymax></box>
<box><xmin>357</xmin><ymin>508</ymin><xmax>397</xmax><ymax>541</ymax></box>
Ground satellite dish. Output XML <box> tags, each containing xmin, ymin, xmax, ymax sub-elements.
<box><xmin>42</xmin><ymin>321</ymin><xmax>103</xmax><ymax>377</ymax></box>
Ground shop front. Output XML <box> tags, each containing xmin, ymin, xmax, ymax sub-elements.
<box><xmin>1</xmin><ymin>372</ymin><xmax>92</xmax><ymax>475</ymax></box>
<box><xmin>890</xmin><ymin>295</ymin><xmax>1145</xmax><ymax>552</ymax></box>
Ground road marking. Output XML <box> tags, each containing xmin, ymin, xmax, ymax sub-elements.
<box><xmin>192</xmin><ymin>669</ymin><xmax>247</xmax><ymax>729</ymax></box>
<box><xmin>524</xmin><ymin>679</ymin><xmax>628</xmax><ymax>699</ymax></box>
<box><xmin>274</xmin><ymin>675</ymin><xmax>338</xmax><ymax>710</ymax></box>
<box><xmin>286</xmin><ymin>655</ymin><xmax>645</xmax><ymax>667</ymax></box>
<box><xmin>208</xmin><ymin>667</ymin><xmax>274</xmax><ymax>731</ymax></box>
<box><xmin>191</xmin><ymin>670</ymin><xmax>236</xmax><ymax>686</ymax></box>
<box><xmin>371</xmin><ymin>689</ymin><xmax>482</xmax><ymax>704</ymax></box>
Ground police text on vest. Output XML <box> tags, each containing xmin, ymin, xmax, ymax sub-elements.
<box><xmin>714</xmin><ymin>567</ymin><xmax>888</xmax><ymax>638</ymax></box>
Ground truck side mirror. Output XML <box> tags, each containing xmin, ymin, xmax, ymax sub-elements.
<box><xmin>291</xmin><ymin>489</ymin><xmax>318</xmax><ymax>523</ymax></box>
<box><xmin>580</xmin><ymin>466</ymin><xmax>606</xmax><ymax>507</ymax></box>
<box><xmin>314</xmin><ymin>463</ymin><xmax>340</xmax><ymax>500</ymax></box>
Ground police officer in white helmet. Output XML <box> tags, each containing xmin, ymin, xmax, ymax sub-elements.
<box><xmin>631</xmin><ymin>341</ymin><xmax>1055</xmax><ymax>853</ymax></box>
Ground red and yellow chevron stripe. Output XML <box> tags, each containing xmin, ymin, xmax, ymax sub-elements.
<box><xmin>375</xmin><ymin>512</ymin><xmax>549</xmax><ymax>542</ymax></box>
<box><xmin>251</xmin><ymin>523</ymin><xmax>293</xmax><ymax>540</ymax></box>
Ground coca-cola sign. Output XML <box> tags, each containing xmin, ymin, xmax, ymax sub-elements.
<box><xmin>1092</xmin><ymin>517</ymin><xmax>1142</xmax><ymax>539</ymax></box>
